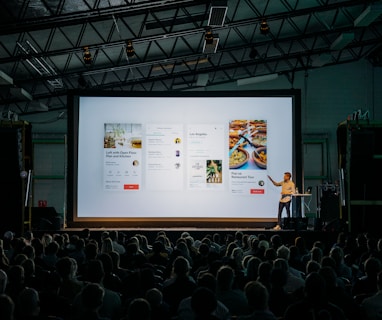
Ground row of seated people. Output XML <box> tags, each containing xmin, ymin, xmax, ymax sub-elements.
<box><xmin>0</xmin><ymin>228</ymin><xmax>382</xmax><ymax>320</ymax></box>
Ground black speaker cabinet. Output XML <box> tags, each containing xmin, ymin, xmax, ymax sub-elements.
<box><xmin>31</xmin><ymin>207</ymin><xmax>60</xmax><ymax>230</ymax></box>
<box><xmin>282</xmin><ymin>217</ymin><xmax>308</xmax><ymax>231</ymax></box>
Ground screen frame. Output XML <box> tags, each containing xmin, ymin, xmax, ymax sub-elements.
<box><xmin>66</xmin><ymin>89</ymin><xmax>302</xmax><ymax>229</ymax></box>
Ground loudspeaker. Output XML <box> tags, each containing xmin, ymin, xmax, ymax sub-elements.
<box><xmin>282</xmin><ymin>217</ymin><xmax>308</xmax><ymax>231</ymax></box>
<box><xmin>31</xmin><ymin>207</ymin><xmax>60</xmax><ymax>230</ymax></box>
<box><xmin>307</xmin><ymin>217</ymin><xmax>322</xmax><ymax>231</ymax></box>
<box><xmin>320</xmin><ymin>191</ymin><xmax>340</xmax><ymax>223</ymax></box>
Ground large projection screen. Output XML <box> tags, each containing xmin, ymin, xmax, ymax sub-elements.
<box><xmin>67</xmin><ymin>90</ymin><xmax>302</xmax><ymax>228</ymax></box>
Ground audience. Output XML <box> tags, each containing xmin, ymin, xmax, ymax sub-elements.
<box><xmin>72</xmin><ymin>259</ymin><xmax>122</xmax><ymax>320</ymax></box>
<box><xmin>284</xmin><ymin>272</ymin><xmax>347</xmax><ymax>320</ymax></box>
<box><xmin>0</xmin><ymin>228</ymin><xmax>381</xmax><ymax>320</ymax></box>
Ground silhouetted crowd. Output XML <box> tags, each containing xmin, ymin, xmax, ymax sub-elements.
<box><xmin>1</xmin><ymin>228</ymin><xmax>382</xmax><ymax>320</ymax></box>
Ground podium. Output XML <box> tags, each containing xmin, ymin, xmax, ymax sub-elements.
<box><xmin>292</xmin><ymin>193</ymin><xmax>312</xmax><ymax>218</ymax></box>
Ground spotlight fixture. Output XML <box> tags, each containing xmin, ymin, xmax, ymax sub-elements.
<box><xmin>203</xmin><ymin>33</ymin><xmax>219</xmax><ymax>54</ymax></box>
<box><xmin>126</xmin><ymin>40</ymin><xmax>135</xmax><ymax>57</ymax></box>
<box><xmin>260</xmin><ymin>19</ymin><xmax>270</xmax><ymax>35</ymax></box>
<box><xmin>205</xmin><ymin>27</ymin><xmax>214</xmax><ymax>45</ymax></box>
<box><xmin>83</xmin><ymin>47</ymin><xmax>92</xmax><ymax>65</ymax></box>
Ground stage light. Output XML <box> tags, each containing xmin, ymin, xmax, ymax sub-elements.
<box><xmin>205</xmin><ymin>27</ymin><xmax>214</xmax><ymax>44</ymax></box>
<box><xmin>260</xmin><ymin>19</ymin><xmax>270</xmax><ymax>35</ymax></box>
<box><xmin>126</xmin><ymin>40</ymin><xmax>135</xmax><ymax>57</ymax></box>
<box><xmin>83</xmin><ymin>47</ymin><xmax>92</xmax><ymax>65</ymax></box>
<box><xmin>203</xmin><ymin>34</ymin><xmax>219</xmax><ymax>54</ymax></box>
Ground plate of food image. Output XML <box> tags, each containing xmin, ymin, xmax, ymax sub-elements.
<box><xmin>253</xmin><ymin>147</ymin><xmax>267</xmax><ymax>169</ymax></box>
<box><xmin>229</xmin><ymin>148</ymin><xmax>249</xmax><ymax>169</ymax></box>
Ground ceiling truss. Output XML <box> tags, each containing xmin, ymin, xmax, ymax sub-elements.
<box><xmin>0</xmin><ymin>0</ymin><xmax>381</xmax><ymax>115</ymax></box>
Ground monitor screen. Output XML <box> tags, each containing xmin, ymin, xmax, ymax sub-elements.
<box><xmin>67</xmin><ymin>90</ymin><xmax>301</xmax><ymax>227</ymax></box>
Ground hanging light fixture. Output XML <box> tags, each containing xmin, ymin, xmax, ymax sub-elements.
<box><xmin>126</xmin><ymin>40</ymin><xmax>135</xmax><ymax>57</ymax></box>
<box><xmin>83</xmin><ymin>47</ymin><xmax>92</xmax><ymax>65</ymax></box>
<box><xmin>205</xmin><ymin>27</ymin><xmax>214</xmax><ymax>44</ymax></box>
<box><xmin>260</xmin><ymin>19</ymin><xmax>270</xmax><ymax>35</ymax></box>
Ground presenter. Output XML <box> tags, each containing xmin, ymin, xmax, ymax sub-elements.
<box><xmin>267</xmin><ymin>172</ymin><xmax>296</xmax><ymax>230</ymax></box>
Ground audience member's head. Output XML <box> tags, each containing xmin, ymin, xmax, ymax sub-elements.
<box><xmin>152</xmin><ymin>241</ymin><xmax>165</xmax><ymax>254</ymax></box>
<box><xmin>0</xmin><ymin>294</ymin><xmax>14</xmax><ymax>320</ymax></box>
<box><xmin>310</xmin><ymin>246</ymin><xmax>323</xmax><ymax>263</ymax></box>
<box><xmin>127</xmin><ymin>298</ymin><xmax>151</xmax><ymax>320</ymax></box>
<box><xmin>246</xmin><ymin>256</ymin><xmax>262</xmax><ymax>281</ymax></box>
<box><xmin>44</xmin><ymin>241</ymin><xmax>59</xmax><ymax>256</ymax></box>
<box><xmin>81</xmin><ymin>283</ymin><xmax>105</xmax><ymax>313</ymax></box>
<box><xmin>273</xmin><ymin>258</ymin><xmax>289</xmax><ymax>273</ymax></box>
<box><xmin>276</xmin><ymin>245</ymin><xmax>290</xmax><ymax>261</ymax></box>
<box><xmin>216</xmin><ymin>265</ymin><xmax>234</xmax><ymax>291</ymax></box>
<box><xmin>244</xmin><ymin>281</ymin><xmax>270</xmax><ymax>311</ymax></box>
<box><xmin>21</xmin><ymin>245</ymin><xmax>35</xmax><ymax>260</ymax></box>
<box><xmin>270</xmin><ymin>234</ymin><xmax>283</xmax><ymax>250</ymax></box>
<box><xmin>264</xmin><ymin>247</ymin><xmax>277</xmax><ymax>262</ymax></box>
<box><xmin>97</xmin><ymin>252</ymin><xmax>114</xmax><ymax>275</ymax></box>
<box><xmin>86</xmin><ymin>259</ymin><xmax>105</xmax><ymax>283</ymax></box>
<box><xmin>364</xmin><ymin>257</ymin><xmax>382</xmax><ymax>277</ymax></box>
<box><xmin>56</xmin><ymin>256</ymin><xmax>76</xmax><ymax>279</ymax></box>
<box><xmin>318</xmin><ymin>266</ymin><xmax>337</xmax><ymax>290</ymax></box>
<box><xmin>84</xmin><ymin>241</ymin><xmax>99</xmax><ymax>260</ymax></box>
<box><xmin>329</xmin><ymin>246</ymin><xmax>345</xmax><ymax>266</ymax></box>
<box><xmin>197</xmin><ymin>272</ymin><xmax>217</xmax><ymax>292</ymax></box>
<box><xmin>7</xmin><ymin>265</ymin><xmax>25</xmax><ymax>288</ymax></box>
<box><xmin>306</xmin><ymin>260</ymin><xmax>321</xmax><ymax>275</ymax></box>
<box><xmin>270</xmin><ymin>267</ymin><xmax>288</xmax><ymax>289</ymax></box>
<box><xmin>100</xmin><ymin>237</ymin><xmax>113</xmax><ymax>254</ymax></box>
<box><xmin>321</xmin><ymin>256</ymin><xmax>336</xmax><ymax>270</ymax></box>
<box><xmin>294</xmin><ymin>236</ymin><xmax>306</xmax><ymax>253</ymax></box>
<box><xmin>145</xmin><ymin>288</ymin><xmax>163</xmax><ymax>308</ymax></box>
<box><xmin>303</xmin><ymin>272</ymin><xmax>327</xmax><ymax>305</ymax></box>
<box><xmin>191</xmin><ymin>287</ymin><xmax>217</xmax><ymax>318</ymax></box>
<box><xmin>257</xmin><ymin>261</ymin><xmax>272</xmax><ymax>284</ymax></box>
<box><xmin>16</xmin><ymin>287</ymin><xmax>40</xmax><ymax>318</ymax></box>
<box><xmin>172</xmin><ymin>256</ymin><xmax>191</xmax><ymax>277</ymax></box>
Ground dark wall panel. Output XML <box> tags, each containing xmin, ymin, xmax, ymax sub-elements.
<box><xmin>0</xmin><ymin>128</ymin><xmax>23</xmax><ymax>235</ymax></box>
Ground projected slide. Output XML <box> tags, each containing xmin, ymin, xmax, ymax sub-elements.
<box><xmin>70</xmin><ymin>93</ymin><xmax>299</xmax><ymax>221</ymax></box>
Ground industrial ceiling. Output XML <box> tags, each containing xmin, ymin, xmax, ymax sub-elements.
<box><xmin>0</xmin><ymin>0</ymin><xmax>381</xmax><ymax>117</ymax></box>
